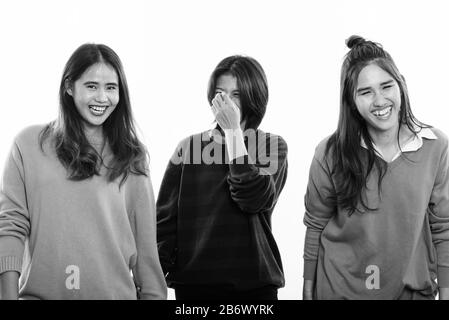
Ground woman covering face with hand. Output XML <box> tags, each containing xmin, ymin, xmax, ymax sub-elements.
<box><xmin>0</xmin><ymin>44</ymin><xmax>167</xmax><ymax>300</ymax></box>
<box><xmin>303</xmin><ymin>36</ymin><xmax>449</xmax><ymax>300</ymax></box>
<box><xmin>157</xmin><ymin>55</ymin><xmax>288</xmax><ymax>300</ymax></box>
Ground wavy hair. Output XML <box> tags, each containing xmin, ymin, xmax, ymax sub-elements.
<box><xmin>40</xmin><ymin>43</ymin><xmax>148</xmax><ymax>186</ymax></box>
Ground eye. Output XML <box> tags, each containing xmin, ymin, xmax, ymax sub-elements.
<box><xmin>383</xmin><ymin>84</ymin><xmax>393</xmax><ymax>90</ymax></box>
<box><xmin>107</xmin><ymin>85</ymin><xmax>118</xmax><ymax>91</ymax></box>
<box><xmin>359</xmin><ymin>91</ymin><xmax>371</xmax><ymax>96</ymax></box>
<box><xmin>86</xmin><ymin>84</ymin><xmax>97</xmax><ymax>90</ymax></box>
<box><xmin>232</xmin><ymin>92</ymin><xmax>240</xmax><ymax>98</ymax></box>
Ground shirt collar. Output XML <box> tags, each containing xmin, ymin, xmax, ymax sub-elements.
<box><xmin>360</xmin><ymin>127</ymin><xmax>437</xmax><ymax>161</ymax></box>
<box><xmin>400</xmin><ymin>127</ymin><xmax>437</xmax><ymax>152</ymax></box>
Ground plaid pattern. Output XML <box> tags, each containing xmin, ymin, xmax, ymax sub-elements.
<box><xmin>157</xmin><ymin>129</ymin><xmax>288</xmax><ymax>290</ymax></box>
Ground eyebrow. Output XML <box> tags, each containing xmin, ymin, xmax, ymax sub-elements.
<box><xmin>357</xmin><ymin>80</ymin><xmax>395</xmax><ymax>93</ymax></box>
<box><xmin>83</xmin><ymin>81</ymin><xmax>118</xmax><ymax>86</ymax></box>
<box><xmin>215</xmin><ymin>87</ymin><xmax>239</xmax><ymax>92</ymax></box>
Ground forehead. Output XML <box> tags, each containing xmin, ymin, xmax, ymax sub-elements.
<box><xmin>79</xmin><ymin>62</ymin><xmax>118</xmax><ymax>82</ymax></box>
<box><xmin>357</xmin><ymin>63</ymin><xmax>395</xmax><ymax>88</ymax></box>
<box><xmin>216</xmin><ymin>73</ymin><xmax>238</xmax><ymax>89</ymax></box>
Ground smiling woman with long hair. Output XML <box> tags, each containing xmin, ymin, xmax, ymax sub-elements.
<box><xmin>303</xmin><ymin>36</ymin><xmax>449</xmax><ymax>300</ymax></box>
<box><xmin>0</xmin><ymin>44</ymin><xmax>166</xmax><ymax>299</ymax></box>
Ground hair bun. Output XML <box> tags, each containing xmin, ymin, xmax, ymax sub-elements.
<box><xmin>346</xmin><ymin>35</ymin><xmax>365</xmax><ymax>49</ymax></box>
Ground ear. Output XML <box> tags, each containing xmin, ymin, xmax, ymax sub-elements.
<box><xmin>65</xmin><ymin>79</ymin><xmax>73</xmax><ymax>96</ymax></box>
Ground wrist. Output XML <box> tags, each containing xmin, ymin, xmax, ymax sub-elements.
<box><xmin>0</xmin><ymin>270</ymin><xmax>19</xmax><ymax>300</ymax></box>
<box><xmin>439</xmin><ymin>287</ymin><xmax>449</xmax><ymax>300</ymax></box>
<box><xmin>224</xmin><ymin>128</ymin><xmax>243</xmax><ymax>136</ymax></box>
<box><xmin>224</xmin><ymin>129</ymin><xmax>248</xmax><ymax>161</ymax></box>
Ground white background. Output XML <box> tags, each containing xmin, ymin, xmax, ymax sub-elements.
<box><xmin>1</xmin><ymin>0</ymin><xmax>448</xmax><ymax>300</ymax></box>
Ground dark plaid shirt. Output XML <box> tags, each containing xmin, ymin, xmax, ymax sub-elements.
<box><xmin>157</xmin><ymin>129</ymin><xmax>288</xmax><ymax>291</ymax></box>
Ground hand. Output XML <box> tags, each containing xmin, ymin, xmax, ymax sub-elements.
<box><xmin>0</xmin><ymin>271</ymin><xmax>19</xmax><ymax>300</ymax></box>
<box><xmin>439</xmin><ymin>287</ymin><xmax>449</xmax><ymax>300</ymax></box>
<box><xmin>211</xmin><ymin>93</ymin><xmax>241</xmax><ymax>130</ymax></box>
<box><xmin>303</xmin><ymin>279</ymin><xmax>315</xmax><ymax>300</ymax></box>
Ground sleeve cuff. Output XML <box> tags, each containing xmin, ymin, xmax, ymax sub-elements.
<box><xmin>139</xmin><ymin>286</ymin><xmax>168</xmax><ymax>300</ymax></box>
<box><xmin>303</xmin><ymin>259</ymin><xmax>318</xmax><ymax>280</ymax></box>
<box><xmin>228</xmin><ymin>155</ymin><xmax>257</xmax><ymax>175</ymax></box>
<box><xmin>224</xmin><ymin>129</ymin><xmax>248</xmax><ymax>161</ymax></box>
<box><xmin>0</xmin><ymin>256</ymin><xmax>22</xmax><ymax>275</ymax></box>
<box><xmin>438</xmin><ymin>266</ymin><xmax>449</xmax><ymax>288</ymax></box>
<box><xmin>139</xmin><ymin>293</ymin><xmax>166</xmax><ymax>300</ymax></box>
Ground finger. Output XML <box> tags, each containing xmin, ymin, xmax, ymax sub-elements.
<box><xmin>212</xmin><ymin>105</ymin><xmax>225</xmax><ymax>127</ymax></box>
<box><xmin>222</xmin><ymin>93</ymin><xmax>233</xmax><ymax>105</ymax></box>
<box><xmin>211</xmin><ymin>99</ymin><xmax>221</xmax><ymax>113</ymax></box>
<box><xmin>215</xmin><ymin>94</ymin><xmax>227</xmax><ymax>109</ymax></box>
<box><xmin>222</xmin><ymin>94</ymin><xmax>238</xmax><ymax>112</ymax></box>
<box><xmin>214</xmin><ymin>92</ymin><xmax>225</xmax><ymax>107</ymax></box>
<box><xmin>215</xmin><ymin>91</ymin><xmax>224</xmax><ymax>100</ymax></box>
<box><xmin>211</xmin><ymin>103</ymin><xmax>218</xmax><ymax>115</ymax></box>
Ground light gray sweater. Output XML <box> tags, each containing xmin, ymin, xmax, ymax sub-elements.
<box><xmin>0</xmin><ymin>125</ymin><xmax>167</xmax><ymax>299</ymax></box>
<box><xmin>304</xmin><ymin>128</ymin><xmax>449</xmax><ymax>299</ymax></box>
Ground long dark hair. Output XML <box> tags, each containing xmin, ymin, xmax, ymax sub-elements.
<box><xmin>326</xmin><ymin>35</ymin><xmax>429</xmax><ymax>214</ymax></box>
<box><xmin>40</xmin><ymin>43</ymin><xmax>148</xmax><ymax>186</ymax></box>
<box><xmin>207</xmin><ymin>55</ymin><xmax>269</xmax><ymax>130</ymax></box>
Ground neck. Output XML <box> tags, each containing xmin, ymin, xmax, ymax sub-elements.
<box><xmin>368</xmin><ymin>125</ymin><xmax>399</xmax><ymax>149</ymax></box>
<box><xmin>84</xmin><ymin>125</ymin><xmax>104</xmax><ymax>146</ymax></box>
<box><xmin>368</xmin><ymin>124</ymin><xmax>414</xmax><ymax>151</ymax></box>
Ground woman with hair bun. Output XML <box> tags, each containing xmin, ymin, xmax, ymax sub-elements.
<box><xmin>0</xmin><ymin>43</ymin><xmax>167</xmax><ymax>299</ymax></box>
<box><xmin>303</xmin><ymin>35</ymin><xmax>449</xmax><ymax>299</ymax></box>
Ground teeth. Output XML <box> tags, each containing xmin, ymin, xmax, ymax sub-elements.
<box><xmin>373</xmin><ymin>107</ymin><xmax>392</xmax><ymax>117</ymax></box>
<box><xmin>89</xmin><ymin>105</ymin><xmax>107</xmax><ymax>116</ymax></box>
<box><xmin>90</xmin><ymin>106</ymin><xmax>107</xmax><ymax>112</ymax></box>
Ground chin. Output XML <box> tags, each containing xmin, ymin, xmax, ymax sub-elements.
<box><xmin>85</xmin><ymin>119</ymin><xmax>106</xmax><ymax>128</ymax></box>
<box><xmin>378</xmin><ymin>124</ymin><xmax>398</xmax><ymax>132</ymax></box>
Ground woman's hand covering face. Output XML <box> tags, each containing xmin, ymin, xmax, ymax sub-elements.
<box><xmin>211</xmin><ymin>92</ymin><xmax>241</xmax><ymax>130</ymax></box>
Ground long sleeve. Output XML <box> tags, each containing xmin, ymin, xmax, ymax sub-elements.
<box><xmin>428</xmin><ymin>136</ymin><xmax>449</xmax><ymax>288</ymax></box>
<box><xmin>0</xmin><ymin>142</ymin><xmax>30</xmax><ymax>275</ymax></box>
<box><xmin>156</xmin><ymin>142</ymin><xmax>183</xmax><ymax>275</ymax></box>
<box><xmin>130</xmin><ymin>174</ymin><xmax>167</xmax><ymax>300</ymax></box>
<box><xmin>227</xmin><ymin>134</ymin><xmax>288</xmax><ymax>214</ymax></box>
<box><xmin>303</xmin><ymin>151</ymin><xmax>336</xmax><ymax>280</ymax></box>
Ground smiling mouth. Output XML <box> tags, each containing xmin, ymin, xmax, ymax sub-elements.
<box><xmin>372</xmin><ymin>106</ymin><xmax>392</xmax><ymax>118</ymax></box>
<box><xmin>89</xmin><ymin>105</ymin><xmax>108</xmax><ymax>116</ymax></box>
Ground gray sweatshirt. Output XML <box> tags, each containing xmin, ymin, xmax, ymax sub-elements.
<box><xmin>304</xmin><ymin>127</ymin><xmax>449</xmax><ymax>299</ymax></box>
<box><xmin>0</xmin><ymin>125</ymin><xmax>167</xmax><ymax>299</ymax></box>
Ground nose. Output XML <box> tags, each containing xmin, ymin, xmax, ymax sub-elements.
<box><xmin>373</xmin><ymin>91</ymin><xmax>388</xmax><ymax>107</ymax></box>
<box><xmin>95</xmin><ymin>88</ymin><xmax>108</xmax><ymax>103</ymax></box>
